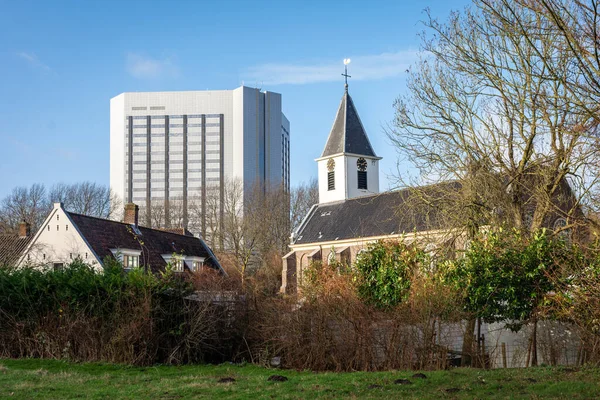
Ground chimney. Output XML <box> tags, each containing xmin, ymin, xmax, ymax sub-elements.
<box><xmin>19</xmin><ymin>221</ymin><xmax>31</xmax><ymax>238</ymax></box>
<box><xmin>124</xmin><ymin>203</ymin><xmax>139</xmax><ymax>226</ymax></box>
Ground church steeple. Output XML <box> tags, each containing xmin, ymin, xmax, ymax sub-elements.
<box><xmin>316</xmin><ymin>60</ymin><xmax>382</xmax><ymax>204</ymax></box>
<box><xmin>320</xmin><ymin>90</ymin><xmax>377</xmax><ymax>158</ymax></box>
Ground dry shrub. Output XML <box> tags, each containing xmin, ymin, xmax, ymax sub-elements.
<box><xmin>0</xmin><ymin>260</ymin><xmax>251</xmax><ymax>366</ymax></box>
<box><xmin>249</xmin><ymin>261</ymin><xmax>464</xmax><ymax>371</ymax></box>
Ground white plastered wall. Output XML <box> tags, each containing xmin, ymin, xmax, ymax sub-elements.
<box><xmin>345</xmin><ymin>155</ymin><xmax>380</xmax><ymax>199</ymax></box>
<box><xmin>317</xmin><ymin>154</ymin><xmax>346</xmax><ymax>203</ymax></box>
<box><xmin>17</xmin><ymin>203</ymin><xmax>101</xmax><ymax>271</ymax></box>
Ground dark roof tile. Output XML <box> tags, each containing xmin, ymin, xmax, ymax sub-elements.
<box><xmin>321</xmin><ymin>91</ymin><xmax>377</xmax><ymax>158</ymax></box>
<box><xmin>294</xmin><ymin>182</ymin><xmax>461</xmax><ymax>244</ymax></box>
<box><xmin>67</xmin><ymin>212</ymin><xmax>222</xmax><ymax>274</ymax></box>
<box><xmin>0</xmin><ymin>234</ymin><xmax>33</xmax><ymax>267</ymax></box>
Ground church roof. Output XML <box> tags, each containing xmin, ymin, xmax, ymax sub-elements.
<box><xmin>321</xmin><ymin>90</ymin><xmax>377</xmax><ymax>158</ymax></box>
<box><xmin>293</xmin><ymin>182</ymin><xmax>462</xmax><ymax>245</ymax></box>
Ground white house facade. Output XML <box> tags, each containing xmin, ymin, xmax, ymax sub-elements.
<box><xmin>17</xmin><ymin>203</ymin><xmax>224</xmax><ymax>274</ymax></box>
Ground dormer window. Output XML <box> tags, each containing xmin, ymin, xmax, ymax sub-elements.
<box><xmin>162</xmin><ymin>254</ymin><xmax>185</xmax><ymax>272</ymax></box>
<box><xmin>173</xmin><ymin>259</ymin><xmax>184</xmax><ymax>272</ymax></box>
<box><xmin>186</xmin><ymin>256</ymin><xmax>206</xmax><ymax>272</ymax></box>
<box><xmin>110</xmin><ymin>248</ymin><xmax>142</xmax><ymax>270</ymax></box>
<box><xmin>123</xmin><ymin>254</ymin><xmax>139</xmax><ymax>269</ymax></box>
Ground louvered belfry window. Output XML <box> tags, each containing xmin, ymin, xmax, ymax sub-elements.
<box><xmin>358</xmin><ymin>171</ymin><xmax>367</xmax><ymax>189</ymax></box>
<box><xmin>328</xmin><ymin>171</ymin><xmax>335</xmax><ymax>191</ymax></box>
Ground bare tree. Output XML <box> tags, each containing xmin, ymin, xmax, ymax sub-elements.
<box><xmin>509</xmin><ymin>0</ymin><xmax>600</xmax><ymax>117</ymax></box>
<box><xmin>49</xmin><ymin>182</ymin><xmax>121</xmax><ymax>220</ymax></box>
<box><xmin>389</xmin><ymin>0</ymin><xmax>600</xmax><ymax>240</ymax></box>
<box><xmin>220</xmin><ymin>178</ymin><xmax>258</xmax><ymax>285</ymax></box>
<box><xmin>290</xmin><ymin>178</ymin><xmax>319</xmax><ymax>233</ymax></box>
<box><xmin>0</xmin><ymin>182</ymin><xmax>121</xmax><ymax>234</ymax></box>
<box><xmin>0</xmin><ymin>184</ymin><xmax>50</xmax><ymax>233</ymax></box>
<box><xmin>388</xmin><ymin>0</ymin><xmax>600</xmax><ymax>367</ymax></box>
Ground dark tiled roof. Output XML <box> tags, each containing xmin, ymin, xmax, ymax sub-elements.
<box><xmin>158</xmin><ymin>227</ymin><xmax>195</xmax><ymax>237</ymax></box>
<box><xmin>67</xmin><ymin>212</ymin><xmax>222</xmax><ymax>274</ymax></box>
<box><xmin>0</xmin><ymin>234</ymin><xmax>33</xmax><ymax>267</ymax></box>
<box><xmin>321</xmin><ymin>91</ymin><xmax>377</xmax><ymax>158</ymax></box>
<box><xmin>294</xmin><ymin>182</ymin><xmax>462</xmax><ymax>245</ymax></box>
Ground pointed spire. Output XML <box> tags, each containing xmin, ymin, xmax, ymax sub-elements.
<box><xmin>321</xmin><ymin>90</ymin><xmax>377</xmax><ymax>158</ymax></box>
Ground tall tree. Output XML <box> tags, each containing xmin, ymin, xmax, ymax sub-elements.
<box><xmin>49</xmin><ymin>182</ymin><xmax>121</xmax><ymax>220</ymax></box>
<box><xmin>0</xmin><ymin>184</ymin><xmax>50</xmax><ymax>233</ymax></box>
<box><xmin>0</xmin><ymin>182</ymin><xmax>120</xmax><ymax>233</ymax></box>
<box><xmin>290</xmin><ymin>178</ymin><xmax>319</xmax><ymax>233</ymax></box>
<box><xmin>389</xmin><ymin>0</ymin><xmax>600</xmax><ymax>239</ymax></box>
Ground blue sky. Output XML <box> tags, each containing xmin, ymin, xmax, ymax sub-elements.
<box><xmin>0</xmin><ymin>0</ymin><xmax>470</xmax><ymax>198</ymax></box>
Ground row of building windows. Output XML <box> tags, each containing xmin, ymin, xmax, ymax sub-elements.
<box><xmin>129</xmin><ymin>114</ymin><xmax>222</xmax><ymax>120</ymax></box>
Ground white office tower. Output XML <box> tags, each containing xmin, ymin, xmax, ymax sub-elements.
<box><xmin>110</xmin><ymin>86</ymin><xmax>290</xmax><ymax>241</ymax></box>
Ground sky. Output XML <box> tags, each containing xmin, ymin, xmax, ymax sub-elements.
<box><xmin>0</xmin><ymin>0</ymin><xmax>471</xmax><ymax>199</ymax></box>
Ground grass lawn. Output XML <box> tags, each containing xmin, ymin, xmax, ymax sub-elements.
<box><xmin>1</xmin><ymin>359</ymin><xmax>599</xmax><ymax>399</ymax></box>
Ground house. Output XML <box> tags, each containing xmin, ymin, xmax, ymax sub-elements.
<box><xmin>17</xmin><ymin>202</ymin><xmax>224</xmax><ymax>275</ymax></box>
<box><xmin>281</xmin><ymin>82</ymin><xmax>583</xmax><ymax>294</ymax></box>
<box><xmin>0</xmin><ymin>222</ymin><xmax>33</xmax><ymax>267</ymax></box>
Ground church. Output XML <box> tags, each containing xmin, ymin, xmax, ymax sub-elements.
<box><xmin>280</xmin><ymin>74</ymin><xmax>585</xmax><ymax>295</ymax></box>
<box><xmin>280</xmin><ymin>78</ymin><xmax>459</xmax><ymax>294</ymax></box>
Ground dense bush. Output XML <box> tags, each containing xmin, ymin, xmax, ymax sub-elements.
<box><xmin>0</xmin><ymin>259</ymin><xmax>249</xmax><ymax>365</ymax></box>
<box><xmin>446</xmin><ymin>229</ymin><xmax>568</xmax><ymax>329</ymax></box>
<box><xmin>5</xmin><ymin>229</ymin><xmax>600</xmax><ymax>371</ymax></box>
<box><xmin>354</xmin><ymin>240</ymin><xmax>429</xmax><ymax>309</ymax></box>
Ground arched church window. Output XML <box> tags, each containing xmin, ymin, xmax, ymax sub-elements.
<box><xmin>553</xmin><ymin>218</ymin><xmax>571</xmax><ymax>241</ymax></box>
<box><xmin>327</xmin><ymin>250</ymin><xmax>336</xmax><ymax>265</ymax></box>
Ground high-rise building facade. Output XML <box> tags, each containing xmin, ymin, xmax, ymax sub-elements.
<box><xmin>110</xmin><ymin>86</ymin><xmax>290</xmax><ymax>238</ymax></box>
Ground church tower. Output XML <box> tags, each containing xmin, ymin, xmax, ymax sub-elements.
<box><xmin>316</xmin><ymin>61</ymin><xmax>381</xmax><ymax>204</ymax></box>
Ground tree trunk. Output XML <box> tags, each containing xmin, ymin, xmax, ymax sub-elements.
<box><xmin>461</xmin><ymin>318</ymin><xmax>476</xmax><ymax>366</ymax></box>
<box><xmin>531</xmin><ymin>316</ymin><xmax>538</xmax><ymax>367</ymax></box>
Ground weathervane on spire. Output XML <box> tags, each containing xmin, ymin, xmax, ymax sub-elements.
<box><xmin>342</xmin><ymin>58</ymin><xmax>351</xmax><ymax>91</ymax></box>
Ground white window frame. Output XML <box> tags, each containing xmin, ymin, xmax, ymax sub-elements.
<box><xmin>162</xmin><ymin>254</ymin><xmax>185</xmax><ymax>272</ymax></box>
<box><xmin>185</xmin><ymin>256</ymin><xmax>206</xmax><ymax>272</ymax></box>
<box><xmin>110</xmin><ymin>248</ymin><xmax>142</xmax><ymax>270</ymax></box>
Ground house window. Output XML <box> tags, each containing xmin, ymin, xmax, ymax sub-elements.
<box><xmin>328</xmin><ymin>171</ymin><xmax>335</xmax><ymax>191</ymax></box>
<box><xmin>47</xmin><ymin>225</ymin><xmax>50</xmax><ymax>231</ymax></box>
<box><xmin>123</xmin><ymin>254</ymin><xmax>139</xmax><ymax>269</ymax></box>
<box><xmin>357</xmin><ymin>171</ymin><xmax>367</xmax><ymax>190</ymax></box>
<box><xmin>53</xmin><ymin>263</ymin><xmax>64</xmax><ymax>271</ymax></box>
<box><xmin>110</xmin><ymin>248</ymin><xmax>142</xmax><ymax>270</ymax></box>
<box><xmin>57</xmin><ymin>214</ymin><xmax>59</xmax><ymax>221</ymax></box>
<box><xmin>173</xmin><ymin>259</ymin><xmax>184</xmax><ymax>272</ymax></box>
<box><xmin>66</xmin><ymin>225</ymin><xmax>68</xmax><ymax>231</ymax></box>
<box><xmin>192</xmin><ymin>260</ymin><xmax>204</xmax><ymax>272</ymax></box>
<box><xmin>57</xmin><ymin>225</ymin><xmax>59</xmax><ymax>231</ymax></box>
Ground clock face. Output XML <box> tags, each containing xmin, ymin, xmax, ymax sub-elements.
<box><xmin>357</xmin><ymin>157</ymin><xmax>367</xmax><ymax>171</ymax></box>
<box><xmin>327</xmin><ymin>158</ymin><xmax>335</xmax><ymax>172</ymax></box>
